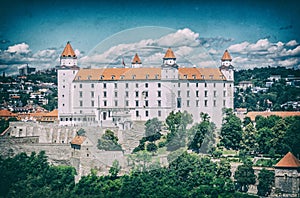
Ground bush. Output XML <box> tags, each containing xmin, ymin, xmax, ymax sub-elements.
<box><xmin>158</xmin><ymin>141</ymin><xmax>166</xmax><ymax>148</ymax></box>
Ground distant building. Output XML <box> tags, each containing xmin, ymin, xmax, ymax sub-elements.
<box><xmin>238</xmin><ymin>81</ymin><xmax>253</xmax><ymax>90</ymax></box>
<box><xmin>274</xmin><ymin>152</ymin><xmax>300</xmax><ymax>197</ymax></box>
<box><xmin>19</xmin><ymin>64</ymin><xmax>36</xmax><ymax>76</ymax></box>
<box><xmin>268</xmin><ymin>75</ymin><xmax>281</xmax><ymax>82</ymax></box>
<box><xmin>245</xmin><ymin>111</ymin><xmax>300</xmax><ymax>122</ymax></box>
<box><xmin>57</xmin><ymin>43</ymin><xmax>234</xmax><ymax>128</ymax></box>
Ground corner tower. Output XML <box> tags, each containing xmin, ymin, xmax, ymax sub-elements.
<box><xmin>219</xmin><ymin>50</ymin><xmax>234</xmax><ymax>81</ymax></box>
<box><xmin>58</xmin><ymin>42</ymin><xmax>79</xmax><ymax>126</ymax></box>
<box><xmin>131</xmin><ymin>53</ymin><xmax>142</xmax><ymax>68</ymax></box>
<box><xmin>60</xmin><ymin>41</ymin><xmax>78</xmax><ymax>67</ymax></box>
<box><xmin>161</xmin><ymin>48</ymin><xmax>178</xmax><ymax>80</ymax></box>
<box><xmin>163</xmin><ymin>48</ymin><xmax>177</xmax><ymax>67</ymax></box>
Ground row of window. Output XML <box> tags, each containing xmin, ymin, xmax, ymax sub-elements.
<box><xmin>74</xmin><ymin>82</ymin><xmax>230</xmax><ymax>89</ymax></box>
<box><xmin>135</xmin><ymin>110</ymin><xmax>161</xmax><ymax>117</ymax></box>
<box><xmin>76</xmin><ymin>90</ymin><xmax>227</xmax><ymax>98</ymax></box>
<box><xmin>78</xmin><ymin>99</ymin><xmax>226</xmax><ymax>108</ymax></box>
<box><xmin>60</xmin><ymin>117</ymin><xmax>95</xmax><ymax>122</ymax></box>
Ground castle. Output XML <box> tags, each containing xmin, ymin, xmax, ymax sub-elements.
<box><xmin>58</xmin><ymin>42</ymin><xmax>234</xmax><ymax>128</ymax></box>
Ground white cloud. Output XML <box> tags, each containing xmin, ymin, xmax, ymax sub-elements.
<box><xmin>228</xmin><ymin>41</ymin><xmax>249</xmax><ymax>53</ymax></box>
<box><xmin>6</xmin><ymin>43</ymin><xmax>31</xmax><ymax>54</ymax></box>
<box><xmin>286</xmin><ymin>40</ymin><xmax>298</xmax><ymax>47</ymax></box>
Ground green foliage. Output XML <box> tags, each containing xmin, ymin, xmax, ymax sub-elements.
<box><xmin>257</xmin><ymin>168</ymin><xmax>274</xmax><ymax>197</ymax></box>
<box><xmin>0</xmin><ymin>151</ymin><xmax>76</xmax><ymax>197</ymax></box>
<box><xmin>97</xmin><ymin>129</ymin><xmax>122</xmax><ymax>151</ymax></box>
<box><xmin>234</xmin><ymin>160</ymin><xmax>256</xmax><ymax>193</ymax></box>
<box><xmin>220</xmin><ymin>109</ymin><xmax>243</xmax><ymax>150</ymax></box>
<box><xmin>109</xmin><ymin>160</ymin><xmax>121</xmax><ymax>179</ymax></box>
<box><xmin>188</xmin><ymin>113</ymin><xmax>216</xmax><ymax>153</ymax></box>
<box><xmin>146</xmin><ymin>142</ymin><xmax>158</xmax><ymax>153</ymax></box>
<box><xmin>145</xmin><ymin>118</ymin><xmax>162</xmax><ymax>142</ymax></box>
<box><xmin>77</xmin><ymin>128</ymin><xmax>86</xmax><ymax>136</ymax></box>
<box><xmin>241</xmin><ymin>123</ymin><xmax>258</xmax><ymax>153</ymax></box>
<box><xmin>0</xmin><ymin>117</ymin><xmax>17</xmax><ymax>134</ymax></box>
<box><xmin>165</xmin><ymin>111</ymin><xmax>193</xmax><ymax>151</ymax></box>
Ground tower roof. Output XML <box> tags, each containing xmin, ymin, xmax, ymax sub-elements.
<box><xmin>132</xmin><ymin>53</ymin><xmax>142</xmax><ymax>64</ymax></box>
<box><xmin>275</xmin><ymin>152</ymin><xmax>300</xmax><ymax>168</ymax></box>
<box><xmin>221</xmin><ymin>50</ymin><xmax>232</xmax><ymax>61</ymax></box>
<box><xmin>61</xmin><ymin>42</ymin><xmax>76</xmax><ymax>57</ymax></box>
<box><xmin>163</xmin><ymin>48</ymin><xmax>176</xmax><ymax>59</ymax></box>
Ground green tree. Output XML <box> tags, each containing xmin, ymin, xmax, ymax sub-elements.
<box><xmin>146</xmin><ymin>142</ymin><xmax>158</xmax><ymax>153</ymax></box>
<box><xmin>109</xmin><ymin>160</ymin><xmax>121</xmax><ymax>179</ymax></box>
<box><xmin>145</xmin><ymin>118</ymin><xmax>162</xmax><ymax>142</ymax></box>
<box><xmin>220</xmin><ymin>108</ymin><xmax>243</xmax><ymax>150</ymax></box>
<box><xmin>97</xmin><ymin>129</ymin><xmax>122</xmax><ymax>151</ymax></box>
<box><xmin>188</xmin><ymin>113</ymin><xmax>216</xmax><ymax>153</ymax></box>
<box><xmin>257</xmin><ymin>168</ymin><xmax>274</xmax><ymax>197</ymax></box>
<box><xmin>234</xmin><ymin>160</ymin><xmax>256</xmax><ymax>192</ymax></box>
<box><xmin>241</xmin><ymin>123</ymin><xmax>257</xmax><ymax>154</ymax></box>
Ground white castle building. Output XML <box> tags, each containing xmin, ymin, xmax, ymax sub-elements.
<box><xmin>58</xmin><ymin>42</ymin><xmax>234</xmax><ymax>128</ymax></box>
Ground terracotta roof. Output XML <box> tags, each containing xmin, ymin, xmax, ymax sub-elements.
<box><xmin>0</xmin><ymin>109</ymin><xmax>17</xmax><ymax>117</ymax></box>
<box><xmin>275</xmin><ymin>152</ymin><xmax>300</xmax><ymax>168</ymax></box>
<box><xmin>163</xmin><ymin>48</ymin><xmax>176</xmax><ymax>59</ymax></box>
<box><xmin>74</xmin><ymin>67</ymin><xmax>226</xmax><ymax>81</ymax></box>
<box><xmin>44</xmin><ymin>109</ymin><xmax>58</xmax><ymax>117</ymax></box>
<box><xmin>61</xmin><ymin>42</ymin><xmax>76</xmax><ymax>57</ymax></box>
<box><xmin>246</xmin><ymin>111</ymin><xmax>300</xmax><ymax>121</ymax></box>
<box><xmin>71</xmin><ymin>136</ymin><xmax>86</xmax><ymax>145</ymax></box>
<box><xmin>132</xmin><ymin>53</ymin><xmax>142</xmax><ymax>64</ymax></box>
<box><xmin>221</xmin><ymin>50</ymin><xmax>232</xmax><ymax>61</ymax></box>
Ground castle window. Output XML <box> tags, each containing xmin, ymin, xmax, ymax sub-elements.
<box><xmin>187</xmin><ymin>91</ymin><xmax>190</xmax><ymax>97</ymax></box>
<box><xmin>178</xmin><ymin>83</ymin><xmax>180</xmax><ymax>87</ymax></box>
<box><xmin>214</xmin><ymin>91</ymin><xmax>217</xmax><ymax>97</ymax></box>
<box><xmin>125</xmin><ymin>91</ymin><xmax>129</xmax><ymax>98</ymax></box>
<box><xmin>103</xmin><ymin>91</ymin><xmax>107</xmax><ymax>98</ymax></box>
<box><xmin>63</xmin><ymin>104</ymin><xmax>65</xmax><ymax>107</ymax></box>
<box><xmin>205</xmin><ymin>91</ymin><xmax>208</xmax><ymax>97</ymax></box>
<box><xmin>196</xmin><ymin>83</ymin><xmax>198</xmax><ymax>87</ymax></box>
<box><xmin>132</xmin><ymin>75</ymin><xmax>136</xmax><ymax>79</ymax></box>
<box><xmin>223</xmin><ymin>83</ymin><xmax>226</xmax><ymax>87</ymax></box>
<box><xmin>91</xmin><ymin>91</ymin><xmax>94</xmax><ymax>98</ymax></box>
<box><xmin>91</xmin><ymin>100</ymin><xmax>94</xmax><ymax>107</ymax></box>
<box><xmin>80</xmin><ymin>101</ymin><xmax>83</xmax><ymax>107</ymax></box>
<box><xmin>213</xmin><ymin>100</ymin><xmax>216</xmax><ymax>107</ymax></box>
<box><xmin>103</xmin><ymin>83</ymin><xmax>106</xmax><ymax>89</ymax></box>
<box><xmin>178</xmin><ymin>91</ymin><xmax>181</xmax><ymax>97</ymax></box>
<box><xmin>63</xmin><ymin>85</ymin><xmax>65</xmax><ymax>88</ymax></box>
<box><xmin>62</xmin><ymin>94</ymin><xmax>64</xmax><ymax>98</ymax></box>
<box><xmin>196</xmin><ymin>91</ymin><xmax>199</xmax><ymax>97</ymax></box>
<box><xmin>135</xmin><ymin>111</ymin><xmax>139</xmax><ymax>117</ymax></box>
<box><xmin>158</xmin><ymin>91</ymin><xmax>161</xmax><ymax>97</ymax></box>
<box><xmin>135</xmin><ymin>91</ymin><xmax>139</xmax><ymax>97</ymax></box>
<box><xmin>111</xmin><ymin>75</ymin><xmax>115</xmax><ymax>80</ymax></box>
<box><xmin>145</xmin><ymin>111</ymin><xmax>149</xmax><ymax>117</ymax></box>
<box><xmin>145</xmin><ymin>83</ymin><xmax>148</xmax><ymax>88</ymax></box>
<box><xmin>145</xmin><ymin>100</ymin><xmax>149</xmax><ymax>107</ymax></box>
<box><xmin>187</xmin><ymin>83</ymin><xmax>189</xmax><ymax>87</ymax></box>
<box><xmin>100</xmin><ymin>75</ymin><xmax>104</xmax><ymax>80</ymax></box>
<box><xmin>114</xmin><ymin>100</ymin><xmax>118</xmax><ymax>107</ymax></box>
<box><xmin>196</xmin><ymin>100</ymin><xmax>199</xmax><ymax>107</ymax></box>
<box><xmin>79</xmin><ymin>91</ymin><xmax>82</xmax><ymax>98</ymax></box>
<box><xmin>223</xmin><ymin>100</ymin><xmax>226</xmax><ymax>107</ymax></box>
<box><xmin>223</xmin><ymin>91</ymin><xmax>226</xmax><ymax>97</ymax></box>
<box><xmin>205</xmin><ymin>83</ymin><xmax>207</xmax><ymax>87</ymax></box>
<box><xmin>187</xmin><ymin>100</ymin><xmax>190</xmax><ymax>107</ymax></box>
<box><xmin>126</xmin><ymin>100</ymin><xmax>129</xmax><ymax>106</ymax></box>
<box><xmin>204</xmin><ymin>100</ymin><xmax>208</xmax><ymax>107</ymax></box>
<box><xmin>135</xmin><ymin>101</ymin><xmax>139</xmax><ymax>107</ymax></box>
<box><xmin>80</xmin><ymin>84</ymin><xmax>82</xmax><ymax>88</ymax></box>
<box><xmin>214</xmin><ymin>83</ymin><xmax>216</xmax><ymax>87</ymax></box>
<box><xmin>136</xmin><ymin>83</ymin><xmax>138</xmax><ymax>88</ymax></box>
<box><xmin>158</xmin><ymin>110</ymin><xmax>161</xmax><ymax>117</ymax></box>
<box><xmin>125</xmin><ymin>83</ymin><xmax>129</xmax><ymax>88</ymax></box>
<box><xmin>91</xmin><ymin>84</ymin><xmax>94</xmax><ymax>88</ymax></box>
<box><xmin>104</xmin><ymin>101</ymin><xmax>107</xmax><ymax>106</ymax></box>
<box><xmin>114</xmin><ymin>91</ymin><xmax>118</xmax><ymax>97</ymax></box>
<box><xmin>158</xmin><ymin>83</ymin><xmax>161</xmax><ymax>88</ymax></box>
<box><xmin>158</xmin><ymin>100</ymin><xmax>161</xmax><ymax>107</ymax></box>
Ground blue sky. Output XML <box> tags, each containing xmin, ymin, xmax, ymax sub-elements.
<box><xmin>1</xmin><ymin>0</ymin><xmax>300</xmax><ymax>74</ymax></box>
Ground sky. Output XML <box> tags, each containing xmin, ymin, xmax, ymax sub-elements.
<box><xmin>1</xmin><ymin>0</ymin><xmax>300</xmax><ymax>74</ymax></box>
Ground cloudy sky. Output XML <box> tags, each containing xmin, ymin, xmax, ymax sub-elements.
<box><xmin>1</xmin><ymin>0</ymin><xmax>300</xmax><ymax>74</ymax></box>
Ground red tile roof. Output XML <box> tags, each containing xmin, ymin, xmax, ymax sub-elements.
<box><xmin>0</xmin><ymin>109</ymin><xmax>17</xmax><ymax>117</ymax></box>
<box><xmin>163</xmin><ymin>48</ymin><xmax>176</xmax><ymax>59</ymax></box>
<box><xmin>221</xmin><ymin>50</ymin><xmax>232</xmax><ymax>61</ymax></box>
<box><xmin>275</xmin><ymin>152</ymin><xmax>300</xmax><ymax>168</ymax></box>
<box><xmin>246</xmin><ymin>111</ymin><xmax>300</xmax><ymax>121</ymax></box>
<box><xmin>71</xmin><ymin>136</ymin><xmax>86</xmax><ymax>145</ymax></box>
<box><xmin>61</xmin><ymin>42</ymin><xmax>76</xmax><ymax>57</ymax></box>
<box><xmin>132</xmin><ymin>53</ymin><xmax>142</xmax><ymax>64</ymax></box>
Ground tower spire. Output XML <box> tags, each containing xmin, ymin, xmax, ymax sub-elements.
<box><xmin>60</xmin><ymin>42</ymin><xmax>78</xmax><ymax>67</ymax></box>
<box><xmin>131</xmin><ymin>53</ymin><xmax>142</xmax><ymax>68</ymax></box>
<box><xmin>163</xmin><ymin>48</ymin><xmax>177</xmax><ymax>66</ymax></box>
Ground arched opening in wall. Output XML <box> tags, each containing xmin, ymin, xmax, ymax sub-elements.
<box><xmin>87</xmin><ymin>154</ymin><xmax>89</xmax><ymax>157</ymax></box>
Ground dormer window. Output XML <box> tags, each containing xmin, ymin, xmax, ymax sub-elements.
<box><xmin>201</xmin><ymin>75</ymin><xmax>205</xmax><ymax>79</ymax></box>
<box><xmin>100</xmin><ymin>75</ymin><xmax>104</xmax><ymax>80</ymax></box>
<box><xmin>87</xmin><ymin>75</ymin><xmax>91</xmax><ymax>80</ymax></box>
<box><xmin>146</xmin><ymin>74</ymin><xmax>149</xmax><ymax>79</ymax></box>
<box><xmin>184</xmin><ymin>75</ymin><xmax>188</xmax><ymax>79</ymax></box>
<box><xmin>192</xmin><ymin>75</ymin><xmax>196</xmax><ymax>79</ymax></box>
<box><xmin>132</xmin><ymin>75</ymin><xmax>136</xmax><ymax>79</ymax></box>
<box><xmin>209</xmin><ymin>75</ymin><xmax>213</xmax><ymax>79</ymax></box>
<box><xmin>155</xmin><ymin>74</ymin><xmax>159</xmax><ymax>79</ymax></box>
<box><xmin>77</xmin><ymin>76</ymin><xmax>81</xmax><ymax>80</ymax></box>
<box><xmin>111</xmin><ymin>75</ymin><xmax>115</xmax><ymax>80</ymax></box>
<box><xmin>120</xmin><ymin>75</ymin><xmax>125</xmax><ymax>80</ymax></box>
